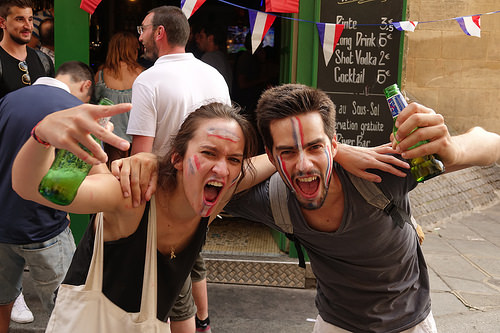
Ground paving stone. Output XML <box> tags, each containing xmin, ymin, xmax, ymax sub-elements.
<box><xmin>425</xmin><ymin>254</ymin><xmax>486</xmax><ymax>281</ymax></box>
<box><xmin>444</xmin><ymin>276</ymin><xmax>499</xmax><ymax>295</ymax></box>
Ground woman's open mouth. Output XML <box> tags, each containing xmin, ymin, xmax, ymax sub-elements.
<box><xmin>203</xmin><ymin>180</ymin><xmax>223</xmax><ymax>204</ymax></box>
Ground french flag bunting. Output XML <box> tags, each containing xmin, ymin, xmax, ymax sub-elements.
<box><xmin>80</xmin><ymin>0</ymin><xmax>102</xmax><ymax>14</ymax></box>
<box><xmin>317</xmin><ymin>23</ymin><xmax>344</xmax><ymax>66</ymax></box>
<box><xmin>180</xmin><ymin>0</ymin><xmax>207</xmax><ymax>19</ymax></box>
<box><xmin>393</xmin><ymin>21</ymin><xmax>418</xmax><ymax>32</ymax></box>
<box><xmin>248</xmin><ymin>10</ymin><xmax>276</xmax><ymax>53</ymax></box>
<box><xmin>456</xmin><ymin>15</ymin><xmax>481</xmax><ymax>37</ymax></box>
<box><xmin>265</xmin><ymin>0</ymin><xmax>300</xmax><ymax>13</ymax></box>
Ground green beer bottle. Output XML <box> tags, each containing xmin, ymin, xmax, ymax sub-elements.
<box><xmin>38</xmin><ymin>98</ymin><xmax>114</xmax><ymax>205</ymax></box>
<box><xmin>384</xmin><ymin>84</ymin><xmax>444</xmax><ymax>182</ymax></box>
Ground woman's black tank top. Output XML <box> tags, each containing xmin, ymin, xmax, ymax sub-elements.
<box><xmin>63</xmin><ymin>202</ymin><xmax>208</xmax><ymax>321</ymax></box>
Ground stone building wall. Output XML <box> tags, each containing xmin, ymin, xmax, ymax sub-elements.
<box><xmin>404</xmin><ymin>0</ymin><xmax>500</xmax><ymax>136</ymax></box>
<box><xmin>410</xmin><ymin>164</ymin><xmax>500</xmax><ymax>227</ymax></box>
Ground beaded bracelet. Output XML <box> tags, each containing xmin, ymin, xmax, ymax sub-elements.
<box><xmin>31</xmin><ymin>122</ymin><xmax>50</xmax><ymax>147</ymax></box>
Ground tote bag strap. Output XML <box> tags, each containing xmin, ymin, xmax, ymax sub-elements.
<box><xmin>138</xmin><ymin>195</ymin><xmax>158</xmax><ymax>321</ymax></box>
<box><xmin>84</xmin><ymin>212</ymin><xmax>104</xmax><ymax>291</ymax></box>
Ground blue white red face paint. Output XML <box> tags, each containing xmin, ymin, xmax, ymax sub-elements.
<box><xmin>181</xmin><ymin>120</ymin><xmax>244</xmax><ymax>218</ymax></box>
<box><xmin>323</xmin><ymin>144</ymin><xmax>333</xmax><ymax>188</ymax></box>
<box><xmin>207</xmin><ymin>127</ymin><xmax>241</xmax><ymax>143</ymax></box>
<box><xmin>188</xmin><ymin>154</ymin><xmax>201</xmax><ymax>175</ymax></box>
<box><xmin>271</xmin><ymin>113</ymin><xmax>335</xmax><ymax>210</ymax></box>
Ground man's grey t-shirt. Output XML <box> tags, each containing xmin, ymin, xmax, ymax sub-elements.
<box><xmin>225</xmin><ymin>162</ymin><xmax>430</xmax><ymax>333</ymax></box>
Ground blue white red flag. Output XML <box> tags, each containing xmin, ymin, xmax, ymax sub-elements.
<box><xmin>265</xmin><ymin>0</ymin><xmax>300</xmax><ymax>13</ymax></box>
<box><xmin>393</xmin><ymin>21</ymin><xmax>418</xmax><ymax>32</ymax></box>
<box><xmin>248</xmin><ymin>10</ymin><xmax>276</xmax><ymax>53</ymax></box>
<box><xmin>180</xmin><ymin>0</ymin><xmax>207</xmax><ymax>18</ymax></box>
<box><xmin>80</xmin><ymin>0</ymin><xmax>102</xmax><ymax>14</ymax></box>
<box><xmin>456</xmin><ymin>15</ymin><xmax>481</xmax><ymax>37</ymax></box>
<box><xmin>316</xmin><ymin>23</ymin><xmax>344</xmax><ymax>66</ymax></box>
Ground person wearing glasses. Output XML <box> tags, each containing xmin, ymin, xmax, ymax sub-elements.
<box><xmin>127</xmin><ymin>6</ymin><xmax>230</xmax><ymax>333</ymax></box>
<box><xmin>0</xmin><ymin>0</ymin><xmax>54</xmax><ymax>99</ymax></box>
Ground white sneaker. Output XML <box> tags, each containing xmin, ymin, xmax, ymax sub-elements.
<box><xmin>11</xmin><ymin>293</ymin><xmax>34</xmax><ymax>324</ymax></box>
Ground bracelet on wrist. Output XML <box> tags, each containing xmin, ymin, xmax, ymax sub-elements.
<box><xmin>31</xmin><ymin>122</ymin><xmax>50</xmax><ymax>147</ymax></box>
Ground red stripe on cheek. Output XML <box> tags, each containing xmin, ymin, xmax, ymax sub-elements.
<box><xmin>278</xmin><ymin>156</ymin><xmax>293</xmax><ymax>188</ymax></box>
<box><xmin>193</xmin><ymin>155</ymin><xmax>201</xmax><ymax>171</ymax></box>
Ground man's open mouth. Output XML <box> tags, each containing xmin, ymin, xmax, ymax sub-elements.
<box><xmin>204</xmin><ymin>180</ymin><xmax>223</xmax><ymax>204</ymax></box>
<box><xmin>295</xmin><ymin>176</ymin><xmax>320</xmax><ymax>198</ymax></box>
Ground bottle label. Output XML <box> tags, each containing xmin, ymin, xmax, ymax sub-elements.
<box><xmin>387</xmin><ymin>93</ymin><xmax>407</xmax><ymax>117</ymax></box>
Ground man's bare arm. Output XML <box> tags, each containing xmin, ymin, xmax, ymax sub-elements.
<box><xmin>131</xmin><ymin>135</ymin><xmax>154</xmax><ymax>155</ymax></box>
<box><xmin>392</xmin><ymin>103</ymin><xmax>500</xmax><ymax>172</ymax></box>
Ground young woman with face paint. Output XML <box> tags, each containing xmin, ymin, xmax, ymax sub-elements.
<box><xmin>12</xmin><ymin>102</ymin><xmax>267</xmax><ymax>323</ymax></box>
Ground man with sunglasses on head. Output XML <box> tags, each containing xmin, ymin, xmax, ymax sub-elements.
<box><xmin>0</xmin><ymin>0</ymin><xmax>54</xmax><ymax>99</ymax></box>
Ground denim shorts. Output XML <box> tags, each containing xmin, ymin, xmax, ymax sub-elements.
<box><xmin>0</xmin><ymin>226</ymin><xmax>76</xmax><ymax>311</ymax></box>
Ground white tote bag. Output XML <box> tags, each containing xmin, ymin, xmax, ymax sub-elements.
<box><xmin>46</xmin><ymin>196</ymin><xmax>170</xmax><ymax>333</ymax></box>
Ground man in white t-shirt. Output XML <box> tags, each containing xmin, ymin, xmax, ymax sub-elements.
<box><xmin>127</xmin><ymin>6</ymin><xmax>230</xmax><ymax>333</ymax></box>
<box><xmin>128</xmin><ymin>6</ymin><xmax>230</xmax><ymax>156</ymax></box>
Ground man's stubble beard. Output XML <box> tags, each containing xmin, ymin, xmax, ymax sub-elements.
<box><xmin>9</xmin><ymin>32</ymin><xmax>30</xmax><ymax>46</ymax></box>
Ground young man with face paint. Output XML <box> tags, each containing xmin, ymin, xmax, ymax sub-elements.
<box><xmin>11</xmin><ymin>102</ymin><xmax>270</xmax><ymax>329</ymax></box>
<box><xmin>220</xmin><ymin>84</ymin><xmax>500</xmax><ymax>333</ymax></box>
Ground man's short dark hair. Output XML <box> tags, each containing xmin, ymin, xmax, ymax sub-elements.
<box><xmin>56</xmin><ymin>61</ymin><xmax>95</xmax><ymax>99</ymax></box>
<box><xmin>0</xmin><ymin>0</ymin><xmax>34</xmax><ymax>18</ymax></box>
<box><xmin>149</xmin><ymin>6</ymin><xmax>190</xmax><ymax>47</ymax></box>
<box><xmin>200</xmin><ymin>25</ymin><xmax>226</xmax><ymax>50</ymax></box>
<box><xmin>256</xmin><ymin>84</ymin><xmax>336</xmax><ymax>152</ymax></box>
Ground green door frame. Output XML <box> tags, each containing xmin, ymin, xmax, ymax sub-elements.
<box><xmin>54</xmin><ymin>0</ymin><xmax>89</xmax><ymax>70</ymax></box>
<box><xmin>280</xmin><ymin>0</ymin><xmax>321</xmax><ymax>87</ymax></box>
<box><xmin>54</xmin><ymin>0</ymin><xmax>90</xmax><ymax>244</ymax></box>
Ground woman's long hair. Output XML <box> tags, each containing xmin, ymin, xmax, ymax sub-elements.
<box><xmin>103</xmin><ymin>31</ymin><xmax>142</xmax><ymax>80</ymax></box>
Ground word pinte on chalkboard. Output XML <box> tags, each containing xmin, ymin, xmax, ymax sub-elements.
<box><xmin>336</xmin><ymin>15</ymin><xmax>357</xmax><ymax>29</ymax></box>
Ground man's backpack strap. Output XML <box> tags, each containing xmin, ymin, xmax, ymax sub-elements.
<box><xmin>269</xmin><ymin>172</ymin><xmax>292</xmax><ymax>234</ymax></box>
<box><xmin>269</xmin><ymin>172</ymin><xmax>306</xmax><ymax>268</ymax></box>
<box><xmin>34</xmin><ymin>49</ymin><xmax>52</xmax><ymax>75</ymax></box>
<box><xmin>346</xmin><ymin>172</ymin><xmax>424</xmax><ymax>244</ymax></box>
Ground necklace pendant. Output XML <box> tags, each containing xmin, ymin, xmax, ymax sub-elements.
<box><xmin>170</xmin><ymin>248</ymin><xmax>176</xmax><ymax>260</ymax></box>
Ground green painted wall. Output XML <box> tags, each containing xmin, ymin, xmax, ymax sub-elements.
<box><xmin>54</xmin><ymin>1</ymin><xmax>90</xmax><ymax>243</ymax></box>
<box><xmin>294</xmin><ymin>0</ymin><xmax>320</xmax><ymax>87</ymax></box>
<box><xmin>54</xmin><ymin>0</ymin><xmax>89</xmax><ymax>69</ymax></box>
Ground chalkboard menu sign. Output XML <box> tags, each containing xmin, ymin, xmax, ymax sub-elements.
<box><xmin>317</xmin><ymin>0</ymin><xmax>405</xmax><ymax>147</ymax></box>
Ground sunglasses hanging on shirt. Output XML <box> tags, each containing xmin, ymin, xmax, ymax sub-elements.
<box><xmin>19</xmin><ymin>61</ymin><xmax>31</xmax><ymax>85</ymax></box>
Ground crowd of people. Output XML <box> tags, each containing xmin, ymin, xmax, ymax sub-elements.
<box><xmin>1</xmin><ymin>1</ymin><xmax>500</xmax><ymax>333</ymax></box>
